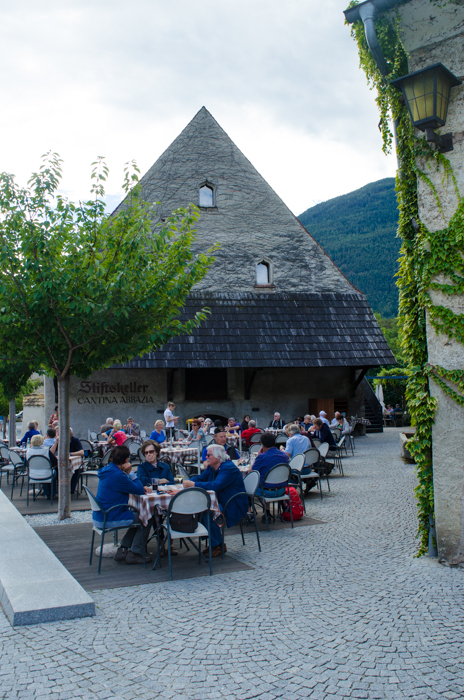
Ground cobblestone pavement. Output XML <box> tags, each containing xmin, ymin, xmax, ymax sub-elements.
<box><xmin>2</xmin><ymin>429</ymin><xmax>464</xmax><ymax>700</ymax></box>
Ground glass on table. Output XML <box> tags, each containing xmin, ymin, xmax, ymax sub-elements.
<box><xmin>151</xmin><ymin>478</ymin><xmax>160</xmax><ymax>488</ymax></box>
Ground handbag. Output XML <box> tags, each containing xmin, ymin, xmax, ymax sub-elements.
<box><xmin>168</xmin><ymin>512</ymin><xmax>198</xmax><ymax>533</ymax></box>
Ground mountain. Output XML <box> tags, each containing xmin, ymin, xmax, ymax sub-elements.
<box><xmin>298</xmin><ymin>178</ymin><xmax>400</xmax><ymax>317</ymax></box>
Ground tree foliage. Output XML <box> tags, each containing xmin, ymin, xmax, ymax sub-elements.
<box><xmin>0</xmin><ymin>153</ymin><xmax>216</xmax><ymax>517</ymax></box>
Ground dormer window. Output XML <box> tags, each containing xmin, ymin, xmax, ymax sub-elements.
<box><xmin>199</xmin><ymin>183</ymin><xmax>214</xmax><ymax>207</ymax></box>
<box><xmin>256</xmin><ymin>261</ymin><xmax>270</xmax><ymax>285</ymax></box>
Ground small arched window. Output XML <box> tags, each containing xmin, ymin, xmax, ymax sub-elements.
<box><xmin>199</xmin><ymin>184</ymin><xmax>214</xmax><ymax>207</ymax></box>
<box><xmin>256</xmin><ymin>261</ymin><xmax>270</xmax><ymax>285</ymax></box>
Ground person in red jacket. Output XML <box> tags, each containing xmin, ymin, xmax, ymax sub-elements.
<box><xmin>241</xmin><ymin>420</ymin><xmax>261</xmax><ymax>447</ymax></box>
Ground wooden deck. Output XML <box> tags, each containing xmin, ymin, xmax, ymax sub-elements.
<box><xmin>35</xmin><ymin>514</ymin><xmax>323</xmax><ymax>592</ymax></box>
<box><xmin>0</xmin><ymin>474</ymin><xmax>97</xmax><ymax>515</ymax></box>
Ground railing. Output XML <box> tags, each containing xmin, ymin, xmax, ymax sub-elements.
<box><xmin>363</xmin><ymin>378</ymin><xmax>383</xmax><ymax>431</ymax></box>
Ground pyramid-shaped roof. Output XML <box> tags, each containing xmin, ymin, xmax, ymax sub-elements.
<box><xmin>118</xmin><ymin>107</ymin><xmax>394</xmax><ymax>369</ymax></box>
<box><xmin>138</xmin><ymin>107</ymin><xmax>357</xmax><ymax>294</ymax></box>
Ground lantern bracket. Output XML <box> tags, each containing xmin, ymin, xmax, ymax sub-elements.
<box><xmin>424</xmin><ymin>128</ymin><xmax>454</xmax><ymax>154</ymax></box>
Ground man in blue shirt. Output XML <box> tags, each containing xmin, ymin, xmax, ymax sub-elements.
<box><xmin>201</xmin><ymin>427</ymin><xmax>239</xmax><ymax>464</ymax></box>
<box><xmin>184</xmin><ymin>444</ymin><xmax>247</xmax><ymax>557</ymax></box>
<box><xmin>20</xmin><ymin>421</ymin><xmax>40</xmax><ymax>445</ymax></box>
<box><xmin>284</xmin><ymin>424</ymin><xmax>310</xmax><ymax>460</ymax></box>
<box><xmin>252</xmin><ymin>433</ymin><xmax>288</xmax><ymax>486</ymax></box>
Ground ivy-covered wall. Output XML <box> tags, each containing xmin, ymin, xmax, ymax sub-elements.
<box><xmin>347</xmin><ymin>0</ymin><xmax>464</xmax><ymax>560</ymax></box>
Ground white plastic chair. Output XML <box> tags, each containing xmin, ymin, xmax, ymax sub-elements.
<box><xmin>153</xmin><ymin>487</ymin><xmax>212</xmax><ymax>579</ymax></box>
<box><xmin>249</xmin><ymin>444</ymin><xmax>261</xmax><ymax>456</ymax></box>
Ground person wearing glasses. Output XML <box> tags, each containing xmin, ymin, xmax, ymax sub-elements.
<box><xmin>137</xmin><ymin>440</ymin><xmax>174</xmax><ymax>487</ymax></box>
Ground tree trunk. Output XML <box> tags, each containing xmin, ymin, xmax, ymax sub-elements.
<box><xmin>8</xmin><ymin>397</ymin><xmax>16</xmax><ymax>448</ymax></box>
<box><xmin>58</xmin><ymin>374</ymin><xmax>71</xmax><ymax>520</ymax></box>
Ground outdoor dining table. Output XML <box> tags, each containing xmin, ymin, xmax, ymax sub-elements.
<box><xmin>128</xmin><ymin>486</ymin><xmax>221</xmax><ymax>527</ymax></box>
<box><xmin>160</xmin><ymin>445</ymin><xmax>200</xmax><ymax>467</ymax></box>
<box><xmin>264</xmin><ymin>428</ymin><xmax>286</xmax><ymax>436</ymax></box>
<box><xmin>225</xmin><ymin>433</ymin><xmax>241</xmax><ymax>447</ymax></box>
<box><xmin>9</xmin><ymin>446</ymin><xmax>82</xmax><ymax>473</ymax></box>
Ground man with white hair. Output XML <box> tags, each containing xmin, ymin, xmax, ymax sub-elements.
<box><xmin>319</xmin><ymin>411</ymin><xmax>330</xmax><ymax>426</ymax></box>
<box><xmin>268</xmin><ymin>412</ymin><xmax>285</xmax><ymax>430</ymax></box>
<box><xmin>284</xmin><ymin>424</ymin><xmax>310</xmax><ymax>460</ymax></box>
<box><xmin>183</xmin><ymin>444</ymin><xmax>248</xmax><ymax>557</ymax></box>
<box><xmin>100</xmin><ymin>417</ymin><xmax>114</xmax><ymax>435</ymax></box>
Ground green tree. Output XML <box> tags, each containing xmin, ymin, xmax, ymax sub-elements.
<box><xmin>0</xmin><ymin>153</ymin><xmax>215</xmax><ymax>518</ymax></box>
<box><xmin>0</xmin><ymin>362</ymin><xmax>39</xmax><ymax>446</ymax></box>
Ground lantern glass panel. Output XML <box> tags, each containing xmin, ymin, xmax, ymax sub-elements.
<box><xmin>436</xmin><ymin>72</ymin><xmax>451</xmax><ymax>123</ymax></box>
<box><xmin>403</xmin><ymin>72</ymin><xmax>435</xmax><ymax>123</ymax></box>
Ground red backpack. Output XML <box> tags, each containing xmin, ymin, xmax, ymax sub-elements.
<box><xmin>280</xmin><ymin>486</ymin><xmax>304</xmax><ymax>522</ymax></box>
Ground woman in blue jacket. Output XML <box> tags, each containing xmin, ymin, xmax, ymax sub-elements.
<box><xmin>137</xmin><ymin>440</ymin><xmax>174</xmax><ymax>486</ymax></box>
<box><xmin>184</xmin><ymin>444</ymin><xmax>247</xmax><ymax>557</ymax></box>
<box><xmin>95</xmin><ymin>445</ymin><xmax>153</xmax><ymax>565</ymax></box>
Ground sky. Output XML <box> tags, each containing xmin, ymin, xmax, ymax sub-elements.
<box><xmin>0</xmin><ymin>0</ymin><xmax>397</xmax><ymax>215</ymax></box>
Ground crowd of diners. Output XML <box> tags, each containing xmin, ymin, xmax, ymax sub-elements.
<box><xmin>14</xmin><ymin>402</ymin><xmax>349</xmax><ymax>562</ymax></box>
<box><xmin>89</xmin><ymin>405</ymin><xmax>351</xmax><ymax>565</ymax></box>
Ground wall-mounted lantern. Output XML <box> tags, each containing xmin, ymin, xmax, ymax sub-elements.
<box><xmin>390</xmin><ymin>63</ymin><xmax>462</xmax><ymax>153</ymax></box>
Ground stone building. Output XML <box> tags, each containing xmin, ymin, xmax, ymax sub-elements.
<box><xmin>44</xmin><ymin>108</ymin><xmax>393</xmax><ymax>434</ymax></box>
<box><xmin>345</xmin><ymin>0</ymin><xmax>464</xmax><ymax>564</ymax></box>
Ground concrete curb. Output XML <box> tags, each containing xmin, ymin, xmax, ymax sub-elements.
<box><xmin>0</xmin><ymin>491</ymin><xmax>95</xmax><ymax>626</ymax></box>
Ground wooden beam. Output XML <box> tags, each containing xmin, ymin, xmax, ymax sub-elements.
<box><xmin>351</xmin><ymin>368</ymin><xmax>368</xmax><ymax>396</ymax></box>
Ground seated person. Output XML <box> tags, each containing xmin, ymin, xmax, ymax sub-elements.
<box><xmin>300</xmin><ymin>414</ymin><xmax>313</xmax><ymax>432</ymax></box>
<box><xmin>188</xmin><ymin>419</ymin><xmax>207</xmax><ymax>446</ymax></box>
<box><xmin>241</xmin><ymin>414</ymin><xmax>251</xmax><ymax>431</ymax></box>
<box><xmin>226</xmin><ymin>417</ymin><xmax>241</xmax><ymax>433</ymax></box>
<box><xmin>330</xmin><ymin>412</ymin><xmax>350</xmax><ymax>435</ymax></box>
<box><xmin>268</xmin><ymin>412</ymin><xmax>285</xmax><ymax>430</ymax></box>
<box><xmin>319</xmin><ymin>411</ymin><xmax>330</xmax><ymax>426</ymax></box>
<box><xmin>150</xmin><ymin>420</ymin><xmax>166</xmax><ymax>444</ymax></box>
<box><xmin>52</xmin><ymin>428</ymin><xmax>84</xmax><ymax>494</ymax></box>
<box><xmin>43</xmin><ymin>427</ymin><xmax>57</xmax><ymax>448</ymax></box>
<box><xmin>137</xmin><ymin>440</ymin><xmax>174</xmax><ymax>486</ymax></box>
<box><xmin>48</xmin><ymin>406</ymin><xmax>59</xmax><ymax>427</ymax></box>
<box><xmin>95</xmin><ymin>445</ymin><xmax>153</xmax><ymax>565</ymax></box>
<box><xmin>27</xmin><ymin>434</ymin><xmax>57</xmax><ymax>497</ymax></box>
<box><xmin>184</xmin><ymin>444</ymin><xmax>248</xmax><ymax>557</ymax></box>
<box><xmin>20</xmin><ymin>421</ymin><xmax>40</xmax><ymax>445</ymax></box>
<box><xmin>124</xmin><ymin>417</ymin><xmax>141</xmax><ymax>436</ymax></box>
<box><xmin>201</xmin><ymin>427</ymin><xmax>239</xmax><ymax>464</ymax></box>
<box><xmin>252</xmin><ymin>434</ymin><xmax>289</xmax><ymax>521</ymax></box>
<box><xmin>107</xmin><ymin>420</ymin><xmax>127</xmax><ymax>447</ymax></box>
<box><xmin>241</xmin><ymin>420</ymin><xmax>261</xmax><ymax>447</ymax></box>
<box><xmin>100</xmin><ymin>418</ymin><xmax>114</xmax><ymax>434</ymax></box>
<box><xmin>284</xmin><ymin>424</ymin><xmax>310</xmax><ymax>460</ymax></box>
<box><xmin>311</xmin><ymin>418</ymin><xmax>336</xmax><ymax>447</ymax></box>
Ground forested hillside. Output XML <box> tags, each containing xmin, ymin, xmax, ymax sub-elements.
<box><xmin>298</xmin><ymin>178</ymin><xmax>400</xmax><ymax>317</ymax></box>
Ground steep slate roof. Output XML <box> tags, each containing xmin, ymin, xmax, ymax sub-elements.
<box><xmin>117</xmin><ymin>107</ymin><xmax>395</xmax><ymax>370</ymax></box>
<box><xmin>117</xmin><ymin>292</ymin><xmax>395</xmax><ymax>369</ymax></box>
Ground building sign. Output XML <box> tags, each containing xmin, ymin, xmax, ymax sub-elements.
<box><xmin>77</xmin><ymin>381</ymin><xmax>154</xmax><ymax>404</ymax></box>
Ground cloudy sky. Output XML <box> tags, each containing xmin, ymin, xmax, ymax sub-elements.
<box><xmin>0</xmin><ymin>0</ymin><xmax>396</xmax><ymax>215</ymax></box>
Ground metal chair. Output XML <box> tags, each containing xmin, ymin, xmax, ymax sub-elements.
<box><xmin>249</xmin><ymin>433</ymin><xmax>262</xmax><ymax>446</ymax></box>
<box><xmin>129</xmin><ymin>441</ymin><xmax>141</xmax><ymax>463</ymax></box>
<box><xmin>176</xmin><ymin>465</ymin><xmax>190</xmax><ymax>480</ymax></box>
<box><xmin>312</xmin><ymin>438</ymin><xmax>322</xmax><ymax>448</ymax></box>
<box><xmin>288</xmin><ymin>453</ymin><xmax>306</xmax><ymax>510</ymax></box>
<box><xmin>140</xmin><ymin>430</ymin><xmax>147</xmax><ymax>438</ymax></box>
<box><xmin>83</xmin><ymin>485</ymin><xmax>145</xmax><ymax>574</ymax></box>
<box><xmin>221</xmin><ymin>470</ymin><xmax>261</xmax><ymax>554</ymax></box>
<box><xmin>89</xmin><ymin>431</ymin><xmax>98</xmax><ymax>442</ymax></box>
<box><xmin>302</xmin><ymin>448</ymin><xmax>327</xmax><ymax>499</ymax></box>
<box><xmin>331</xmin><ymin>427</ymin><xmax>341</xmax><ymax>440</ymax></box>
<box><xmin>152</xmin><ymin>487</ymin><xmax>212</xmax><ymax>580</ymax></box>
<box><xmin>249</xmin><ymin>444</ymin><xmax>261</xmax><ymax>456</ymax></box>
<box><xmin>0</xmin><ymin>445</ymin><xmax>14</xmax><ymax>487</ymax></box>
<box><xmin>205</xmin><ymin>434</ymin><xmax>215</xmax><ymax>445</ymax></box>
<box><xmin>27</xmin><ymin>455</ymin><xmax>56</xmax><ymax>505</ymax></box>
<box><xmin>315</xmin><ymin>443</ymin><xmax>332</xmax><ymax>493</ymax></box>
<box><xmin>275</xmin><ymin>433</ymin><xmax>288</xmax><ymax>447</ymax></box>
<box><xmin>9</xmin><ymin>451</ymin><xmax>27</xmax><ymax>499</ymax></box>
<box><xmin>256</xmin><ymin>464</ymin><xmax>293</xmax><ymax>531</ymax></box>
<box><xmin>100</xmin><ymin>448</ymin><xmax>114</xmax><ymax>468</ymax></box>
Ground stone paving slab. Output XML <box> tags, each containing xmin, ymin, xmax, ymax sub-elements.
<box><xmin>0</xmin><ymin>491</ymin><xmax>95</xmax><ymax>626</ymax></box>
<box><xmin>0</xmin><ymin>429</ymin><xmax>463</xmax><ymax>697</ymax></box>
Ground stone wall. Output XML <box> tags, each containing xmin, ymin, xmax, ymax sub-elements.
<box><xmin>44</xmin><ymin>367</ymin><xmax>364</xmax><ymax>438</ymax></box>
<box><xmin>396</xmin><ymin>0</ymin><xmax>464</xmax><ymax>563</ymax></box>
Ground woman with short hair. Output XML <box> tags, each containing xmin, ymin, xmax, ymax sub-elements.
<box><xmin>137</xmin><ymin>440</ymin><xmax>174</xmax><ymax>486</ymax></box>
<box><xmin>188</xmin><ymin>419</ymin><xmax>206</xmax><ymax>446</ymax></box>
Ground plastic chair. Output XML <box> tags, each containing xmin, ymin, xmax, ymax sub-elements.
<box><xmin>315</xmin><ymin>443</ymin><xmax>332</xmax><ymax>494</ymax></box>
<box><xmin>275</xmin><ymin>434</ymin><xmax>288</xmax><ymax>447</ymax></box>
<box><xmin>140</xmin><ymin>430</ymin><xmax>147</xmax><ymax>439</ymax></box>
<box><xmin>249</xmin><ymin>444</ymin><xmax>261</xmax><ymax>456</ymax></box>
<box><xmin>177</xmin><ymin>465</ymin><xmax>190</xmax><ymax>480</ymax></box>
<box><xmin>256</xmin><ymin>464</ymin><xmax>293</xmax><ymax>531</ymax></box>
<box><xmin>221</xmin><ymin>470</ymin><xmax>261</xmax><ymax>554</ymax></box>
<box><xmin>152</xmin><ymin>487</ymin><xmax>212</xmax><ymax>580</ymax></box>
<box><xmin>27</xmin><ymin>455</ymin><xmax>56</xmax><ymax>505</ymax></box>
<box><xmin>312</xmin><ymin>438</ymin><xmax>322</xmax><ymax>448</ymax></box>
<box><xmin>83</xmin><ymin>485</ymin><xmax>145</xmax><ymax>574</ymax></box>
<box><xmin>9</xmin><ymin>451</ymin><xmax>27</xmax><ymax>499</ymax></box>
<box><xmin>205</xmin><ymin>434</ymin><xmax>215</xmax><ymax>445</ymax></box>
<box><xmin>331</xmin><ymin>428</ymin><xmax>341</xmax><ymax>440</ymax></box>
<box><xmin>89</xmin><ymin>431</ymin><xmax>98</xmax><ymax>442</ymax></box>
